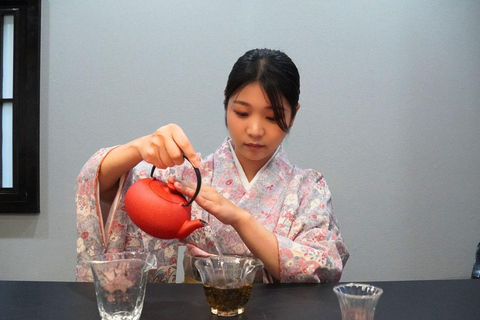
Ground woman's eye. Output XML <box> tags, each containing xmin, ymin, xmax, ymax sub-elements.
<box><xmin>235</xmin><ymin>111</ymin><xmax>248</xmax><ymax>117</ymax></box>
<box><xmin>266</xmin><ymin>117</ymin><xmax>276</xmax><ymax>121</ymax></box>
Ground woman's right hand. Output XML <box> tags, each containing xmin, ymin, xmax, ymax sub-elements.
<box><xmin>135</xmin><ymin>124</ymin><xmax>200</xmax><ymax>169</ymax></box>
<box><xmin>98</xmin><ymin>123</ymin><xmax>199</xmax><ymax>195</ymax></box>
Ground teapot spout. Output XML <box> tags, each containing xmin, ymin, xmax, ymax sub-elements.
<box><xmin>177</xmin><ymin>219</ymin><xmax>207</xmax><ymax>239</ymax></box>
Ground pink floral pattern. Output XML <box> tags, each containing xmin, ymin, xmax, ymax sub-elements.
<box><xmin>76</xmin><ymin>138</ymin><xmax>349</xmax><ymax>283</ymax></box>
<box><xmin>76</xmin><ymin>147</ymin><xmax>178</xmax><ymax>283</ymax></box>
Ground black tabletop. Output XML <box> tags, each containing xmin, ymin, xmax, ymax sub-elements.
<box><xmin>1</xmin><ymin>279</ymin><xmax>479</xmax><ymax>319</ymax></box>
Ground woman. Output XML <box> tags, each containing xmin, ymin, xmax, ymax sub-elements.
<box><xmin>76</xmin><ymin>48</ymin><xmax>349</xmax><ymax>283</ymax></box>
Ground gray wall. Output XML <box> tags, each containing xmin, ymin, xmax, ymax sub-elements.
<box><xmin>1</xmin><ymin>0</ymin><xmax>479</xmax><ymax>282</ymax></box>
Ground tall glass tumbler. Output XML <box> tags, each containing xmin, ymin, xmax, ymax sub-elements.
<box><xmin>333</xmin><ymin>283</ymin><xmax>383</xmax><ymax>320</ymax></box>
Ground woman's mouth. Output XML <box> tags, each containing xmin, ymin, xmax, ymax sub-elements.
<box><xmin>245</xmin><ymin>143</ymin><xmax>264</xmax><ymax>149</ymax></box>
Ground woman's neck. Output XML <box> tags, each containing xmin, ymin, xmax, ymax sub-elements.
<box><xmin>233</xmin><ymin>151</ymin><xmax>270</xmax><ymax>182</ymax></box>
<box><xmin>241</xmin><ymin>161</ymin><xmax>265</xmax><ymax>182</ymax></box>
<box><xmin>228</xmin><ymin>138</ymin><xmax>276</xmax><ymax>182</ymax></box>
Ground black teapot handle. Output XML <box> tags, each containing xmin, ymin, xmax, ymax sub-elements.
<box><xmin>150</xmin><ymin>154</ymin><xmax>201</xmax><ymax>207</ymax></box>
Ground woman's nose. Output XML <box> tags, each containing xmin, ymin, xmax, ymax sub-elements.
<box><xmin>246</xmin><ymin>118</ymin><xmax>265</xmax><ymax>137</ymax></box>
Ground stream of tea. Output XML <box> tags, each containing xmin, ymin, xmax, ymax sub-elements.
<box><xmin>203</xmin><ymin>225</ymin><xmax>224</xmax><ymax>267</ymax></box>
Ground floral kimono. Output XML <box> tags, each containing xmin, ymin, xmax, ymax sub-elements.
<box><xmin>76</xmin><ymin>137</ymin><xmax>349</xmax><ymax>283</ymax></box>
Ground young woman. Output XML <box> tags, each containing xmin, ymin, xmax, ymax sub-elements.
<box><xmin>76</xmin><ymin>48</ymin><xmax>349</xmax><ymax>283</ymax></box>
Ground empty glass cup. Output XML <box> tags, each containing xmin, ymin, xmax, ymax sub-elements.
<box><xmin>89</xmin><ymin>252</ymin><xmax>157</xmax><ymax>320</ymax></box>
<box><xmin>333</xmin><ymin>283</ymin><xmax>383</xmax><ymax>320</ymax></box>
<box><xmin>195</xmin><ymin>255</ymin><xmax>264</xmax><ymax>317</ymax></box>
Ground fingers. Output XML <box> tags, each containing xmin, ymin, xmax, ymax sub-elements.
<box><xmin>141</xmin><ymin>124</ymin><xmax>200</xmax><ymax>169</ymax></box>
<box><xmin>140</xmin><ymin>137</ymin><xmax>168</xmax><ymax>168</ymax></box>
<box><xmin>173</xmin><ymin>180</ymin><xmax>238</xmax><ymax>226</ymax></box>
<box><xmin>170</xmin><ymin>125</ymin><xmax>201</xmax><ymax>168</ymax></box>
<box><xmin>173</xmin><ymin>180</ymin><xmax>210</xmax><ymax>207</ymax></box>
<box><xmin>173</xmin><ymin>180</ymin><xmax>197</xmax><ymax>197</ymax></box>
<box><xmin>163</xmin><ymin>137</ymin><xmax>183</xmax><ymax>166</ymax></box>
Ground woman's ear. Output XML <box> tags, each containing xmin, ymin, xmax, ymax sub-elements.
<box><xmin>289</xmin><ymin>104</ymin><xmax>301</xmax><ymax>127</ymax></box>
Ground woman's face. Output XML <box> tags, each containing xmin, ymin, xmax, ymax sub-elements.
<box><xmin>226</xmin><ymin>82</ymin><xmax>294</xmax><ymax>176</ymax></box>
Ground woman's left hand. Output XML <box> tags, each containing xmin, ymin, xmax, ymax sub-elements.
<box><xmin>170</xmin><ymin>177</ymin><xmax>247</xmax><ymax>227</ymax></box>
<box><xmin>169</xmin><ymin>176</ymin><xmax>281</xmax><ymax>280</ymax></box>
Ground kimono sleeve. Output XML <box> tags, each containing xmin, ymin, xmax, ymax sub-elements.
<box><xmin>76</xmin><ymin>148</ymin><xmax>181</xmax><ymax>283</ymax></box>
<box><xmin>275</xmin><ymin>170</ymin><xmax>349</xmax><ymax>283</ymax></box>
<box><xmin>75</xmin><ymin>147</ymin><xmax>116</xmax><ymax>281</ymax></box>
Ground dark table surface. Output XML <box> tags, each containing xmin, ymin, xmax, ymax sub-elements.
<box><xmin>1</xmin><ymin>279</ymin><xmax>479</xmax><ymax>319</ymax></box>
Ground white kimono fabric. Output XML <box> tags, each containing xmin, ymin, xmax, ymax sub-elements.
<box><xmin>76</xmin><ymin>137</ymin><xmax>349</xmax><ymax>283</ymax></box>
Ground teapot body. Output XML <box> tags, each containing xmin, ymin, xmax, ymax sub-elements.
<box><xmin>124</xmin><ymin>178</ymin><xmax>204</xmax><ymax>239</ymax></box>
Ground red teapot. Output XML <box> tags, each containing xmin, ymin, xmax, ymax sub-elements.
<box><xmin>124</xmin><ymin>156</ymin><xmax>206</xmax><ymax>239</ymax></box>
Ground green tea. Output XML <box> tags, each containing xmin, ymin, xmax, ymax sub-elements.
<box><xmin>203</xmin><ymin>284</ymin><xmax>253</xmax><ymax>313</ymax></box>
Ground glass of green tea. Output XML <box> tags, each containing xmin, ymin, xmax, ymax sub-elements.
<box><xmin>194</xmin><ymin>255</ymin><xmax>264</xmax><ymax>316</ymax></box>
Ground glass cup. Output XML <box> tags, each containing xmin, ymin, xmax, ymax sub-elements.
<box><xmin>182</xmin><ymin>252</ymin><xmax>202</xmax><ymax>284</ymax></box>
<box><xmin>333</xmin><ymin>283</ymin><xmax>383</xmax><ymax>320</ymax></box>
<box><xmin>195</xmin><ymin>255</ymin><xmax>264</xmax><ymax>317</ymax></box>
<box><xmin>89</xmin><ymin>252</ymin><xmax>157</xmax><ymax>320</ymax></box>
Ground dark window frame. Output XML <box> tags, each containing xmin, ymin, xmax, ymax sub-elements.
<box><xmin>0</xmin><ymin>0</ymin><xmax>40</xmax><ymax>213</ymax></box>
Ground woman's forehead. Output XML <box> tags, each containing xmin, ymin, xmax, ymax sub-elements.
<box><xmin>231</xmin><ymin>83</ymin><xmax>291</xmax><ymax>110</ymax></box>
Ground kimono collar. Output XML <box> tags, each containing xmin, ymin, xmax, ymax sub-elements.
<box><xmin>213</xmin><ymin>137</ymin><xmax>292</xmax><ymax>190</ymax></box>
<box><xmin>227</xmin><ymin>138</ymin><xmax>281</xmax><ymax>191</ymax></box>
<box><xmin>212</xmin><ymin>137</ymin><xmax>294</xmax><ymax>225</ymax></box>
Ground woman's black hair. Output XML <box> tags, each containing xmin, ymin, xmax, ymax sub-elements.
<box><xmin>224</xmin><ymin>48</ymin><xmax>300</xmax><ymax>132</ymax></box>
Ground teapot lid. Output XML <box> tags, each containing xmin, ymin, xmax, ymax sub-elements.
<box><xmin>149</xmin><ymin>180</ymin><xmax>186</xmax><ymax>205</ymax></box>
<box><xmin>149</xmin><ymin>154</ymin><xmax>201</xmax><ymax>207</ymax></box>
